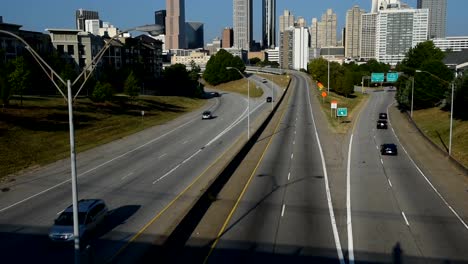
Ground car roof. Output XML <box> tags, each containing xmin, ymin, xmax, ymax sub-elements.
<box><xmin>64</xmin><ymin>199</ymin><xmax>104</xmax><ymax>213</ymax></box>
<box><xmin>382</xmin><ymin>143</ymin><xmax>396</xmax><ymax>147</ymax></box>
<box><xmin>203</xmin><ymin>110</ymin><xmax>211</xmax><ymax>114</ymax></box>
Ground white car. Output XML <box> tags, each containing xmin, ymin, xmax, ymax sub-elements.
<box><xmin>202</xmin><ymin>111</ymin><xmax>212</xmax><ymax>120</ymax></box>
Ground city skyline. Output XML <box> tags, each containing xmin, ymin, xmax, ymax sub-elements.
<box><xmin>2</xmin><ymin>0</ymin><xmax>467</xmax><ymax>45</ymax></box>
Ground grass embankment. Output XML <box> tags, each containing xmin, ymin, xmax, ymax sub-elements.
<box><xmin>0</xmin><ymin>95</ymin><xmax>205</xmax><ymax>179</ymax></box>
<box><xmin>204</xmin><ymin>77</ymin><xmax>264</xmax><ymax>98</ymax></box>
<box><xmin>257</xmin><ymin>73</ymin><xmax>291</xmax><ymax>89</ymax></box>
<box><xmin>310</xmin><ymin>82</ymin><xmax>368</xmax><ymax>134</ymax></box>
<box><xmin>413</xmin><ymin>108</ymin><xmax>468</xmax><ymax>167</ymax></box>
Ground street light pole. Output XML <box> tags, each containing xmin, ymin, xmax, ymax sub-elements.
<box><xmin>411</xmin><ymin>76</ymin><xmax>415</xmax><ymax>118</ymax></box>
<box><xmin>449</xmin><ymin>82</ymin><xmax>454</xmax><ymax>155</ymax></box>
<box><xmin>226</xmin><ymin>66</ymin><xmax>250</xmax><ymax>139</ymax></box>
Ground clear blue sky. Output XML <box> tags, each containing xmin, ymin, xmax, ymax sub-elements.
<box><xmin>2</xmin><ymin>0</ymin><xmax>467</xmax><ymax>44</ymax></box>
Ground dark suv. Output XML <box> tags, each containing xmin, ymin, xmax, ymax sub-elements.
<box><xmin>49</xmin><ymin>199</ymin><xmax>108</xmax><ymax>243</ymax></box>
<box><xmin>377</xmin><ymin>120</ymin><xmax>388</xmax><ymax>129</ymax></box>
<box><xmin>380</xmin><ymin>143</ymin><xmax>398</xmax><ymax>155</ymax></box>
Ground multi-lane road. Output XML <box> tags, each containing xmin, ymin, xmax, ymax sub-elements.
<box><xmin>198</xmin><ymin>72</ymin><xmax>468</xmax><ymax>264</ymax></box>
<box><xmin>0</xmin><ymin>75</ymin><xmax>280</xmax><ymax>263</ymax></box>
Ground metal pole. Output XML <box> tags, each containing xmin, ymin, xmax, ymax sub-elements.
<box><xmin>361</xmin><ymin>76</ymin><xmax>364</xmax><ymax>93</ymax></box>
<box><xmin>248</xmin><ymin>78</ymin><xmax>250</xmax><ymax>140</ymax></box>
<box><xmin>411</xmin><ymin>77</ymin><xmax>414</xmax><ymax>118</ymax></box>
<box><xmin>270</xmin><ymin>75</ymin><xmax>273</xmax><ymax>111</ymax></box>
<box><xmin>68</xmin><ymin>80</ymin><xmax>80</xmax><ymax>263</ymax></box>
<box><xmin>449</xmin><ymin>82</ymin><xmax>454</xmax><ymax>155</ymax></box>
<box><xmin>327</xmin><ymin>57</ymin><xmax>330</xmax><ymax>94</ymax></box>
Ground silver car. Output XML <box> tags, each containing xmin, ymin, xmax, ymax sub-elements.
<box><xmin>49</xmin><ymin>199</ymin><xmax>108</xmax><ymax>243</ymax></box>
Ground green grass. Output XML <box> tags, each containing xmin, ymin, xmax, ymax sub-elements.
<box><xmin>205</xmin><ymin>78</ymin><xmax>264</xmax><ymax>98</ymax></box>
<box><xmin>257</xmin><ymin>73</ymin><xmax>291</xmax><ymax>89</ymax></box>
<box><xmin>0</xmin><ymin>95</ymin><xmax>206</xmax><ymax>179</ymax></box>
<box><xmin>310</xmin><ymin>83</ymin><xmax>368</xmax><ymax>134</ymax></box>
<box><xmin>413</xmin><ymin>107</ymin><xmax>468</xmax><ymax>167</ymax></box>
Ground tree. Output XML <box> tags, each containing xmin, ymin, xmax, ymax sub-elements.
<box><xmin>8</xmin><ymin>56</ymin><xmax>31</xmax><ymax>106</ymax></box>
<box><xmin>307</xmin><ymin>58</ymin><xmax>328</xmax><ymax>85</ymax></box>
<box><xmin>203</xmin><ymin>49</ymin><xmax>245</xmax><ymax>85</ymax></box>
<box><xmin>249</xmin><ymin>57</ymin><xmax>261</xmax><ymax>66</ymax></box>
<box><xmin>91</xmin><ymin>81</ymin><xmax>114</xmax><ymax>102</ymax></box>
<box><xmin>124</xmin><ymin>71</ymin><xmax>140</xmax><ymax>98</ymax></box>
<box><xmin>399</xmin><ymin>41</ymin><xmax>445</xmax><ymax>74</ymax></box>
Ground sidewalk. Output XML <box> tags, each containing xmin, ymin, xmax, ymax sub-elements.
<box><xmin>388</xmin><ymin>104</ymin><xmax>468</xmax><ymax>222</ymax></box>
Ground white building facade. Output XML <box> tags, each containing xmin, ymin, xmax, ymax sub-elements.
<box><xmin>432</xmin><ymin>36</ymin><xmax>468</xmax><ymax>52</ymax></box>
<box><xmin>233</xmin><ymin>0</ymin><xmax>253</xmax><ymax>51</ymax></box>
<box><xmin>375</xmin><ymin>8</ymin><xmax>429</xmax><ymax>65</ymax></box>
<box><xmin>293</xmin><ymin>27</ymin><xmax>309</xmax><ymax>70</ymax></box>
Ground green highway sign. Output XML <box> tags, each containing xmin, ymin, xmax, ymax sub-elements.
<box><xmin>337</xmin><ymin>107</ymin><xmax>348</xmax><ymax>117</ymax></box>
<box><xmin>371</xmin><ymin>73</ymin><xmax>385</xmax><ymax>83</ymax></box>
<box><xmin>387</xmin><ymin>72</ymin><xmax>399</xmax><ymax>82</ymax></box>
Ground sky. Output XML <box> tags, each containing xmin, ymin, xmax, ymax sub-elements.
<box><xmin>2</xmin><ymin>0</ymin><xmax>467</xmax><ymax>44</ymax></box>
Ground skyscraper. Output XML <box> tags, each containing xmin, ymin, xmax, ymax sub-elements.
<box><xmin>417</xmin><ymin>0</ymin><xmax>446</xmax><ymax>39</ymax></box>
<box><xmin>222</xmin><ymin>27</ymin><xmax>234</xmax><ymax>48</ymax></box>
<box><xmin>279</xmin><ymin>29</ymin><xmax>294</xmax><ymax>69</ymax></box>
<box><xmin>166</xmin><ymin>0</ymin><xmax>186</xmax><ymax>50</ymax></box>
<box><xmin>372</xmin><ymin>0</ymin><xmax>402</xmax><ymax>12</ymax></box>
<box><xmin>293</xmin><ymin>27</ymin><xmax>309</xmax><ymax>70</ymax></box>
<box><xmin>233</xmin><ymin>0</ymin><xmax>253</xmax><ymax>51</ymax></box>
<box><xmin>310</xmin><ymin>18</ymin><xmax>319</xmax><ymax>48</ymax></box>
<box><xmin>317</xmin><ymin>9</ymin><xmax>337</xmax><ymax>48</ymax></box>
<box><xmin>185</xmin><ymin>22</ymin><xmax>204</xmax><ymax>49</ymax></box>
<box><xmin>279</xmin><ymin>10</ymin><xmax>294</xmax><ymax>33</ymax></box>
<box><xmin>345</xmin><ymin>5</ymin><xmax>365</xmax><ymax>58</ymax></box>
<box><xmin>76</xmin><ymin>9</ymin><xmax>99</xmax><ymax>31</ymax></box>
<box><xmin>375</xmin><ymin>8</ymin><xmax>429</xmax><ymax>65</ymax></box>
<box><xmin>262</xmin><ymin>0</ymin><xmax>276</xmax><ymax>49</ymax></box>
<box><xmin>360</xmin><ymin>13</ymin><xmax>378</xmax><ymax>60</ymax></box>
<box><xmin>155</xmin><ymin>10</ymin><xmax>166</xmax><ymax>34</ymax></box>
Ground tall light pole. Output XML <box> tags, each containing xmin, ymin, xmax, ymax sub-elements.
<box><xmin>1</xmin><ymin>25</ymin><xmax>163</xmax><ymax>263</ymax></box>
<box><xmin>410</xmin><ymin>76</ymin><xmax>415</xmax><ymax>118</ymax></box>
<box><xmin>226</xmin><ymin>66</ymin><xmax>250</xmax><ymax>139</ymax></box>
<box><xmin>414</xmin><ymin>69</ymin><xmax>455</xmax><ymax>155</ymax></box>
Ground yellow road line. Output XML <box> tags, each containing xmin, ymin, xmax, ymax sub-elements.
<box><xmin>107</xmin><ymin>134</ymin><xmax>246</xmax><ymax>263</ymax></box>
<box><xmin>203</xmin><ymin>84</ymin><xmax>294</xmax><ymax>264</ymax></box>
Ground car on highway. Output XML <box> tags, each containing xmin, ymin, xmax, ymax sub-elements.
<box><xmin>380</xmin><ymin>143</ymin><xmax>398</xmax><ymax>155</ymax></box>
<box><xmin>266</xmin><ymin>96</ymin><xmax>272</xmax><ymax>103</ymax></box>
<box><xmin>211</xmin><ymin>92</ymin><xmax>220</xmax><ymax>97</ymax></box>
<box><xmin>377</xmin><ymin>120</ymin><xmax>388</xmax><ymax>129</ymax></box>
<box><xmin>379</xmin><ymin>113</ymin><xmax>388</xmax><ymax>119</ymax></box>
<box><xmin>202</xmin><ymin>111</ymin><xmax>213</xmax><ymax>120</ymax></box>
<box><xmin>49</xmin><ymin>199</ymin><xmax>108</xmax><ymax>243</ymax></box>
<box><xmin>262</xmin><ymin>78</ymin><xmax>267</xmax><ymax>83</ymax></box>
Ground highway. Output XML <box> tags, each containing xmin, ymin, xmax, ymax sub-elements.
<box><xmin>0</xmin><ymin>76</ymin><xmax>279</xmax><ymax>263</ymax></box>
<box><xmin>201</xmin><ymin>72</ymin><xmax>343</xmax><ymax>263</ymax></box>
<box><xmin>349</xmin><ymin>88</ymin><xmax>468</xmax><ymax>263</ymax></box>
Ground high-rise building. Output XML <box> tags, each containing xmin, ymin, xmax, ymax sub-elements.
<box><xmin>279</xmin><ymin>28</ymin><xmax>294</xmax><ymax>69</ymax></box>
<box><xmin>85</xmin><ymin>19</ymin><xmax>101</xmax><ymax>35</ymax></box>
<box><xmin>76</xmin><ymin>9</ymin><xmax>99</xmax><ymax>31</ymax></box>
<box><xmin>317</xmin><ymin>9</ymin><xmax>337</xmax><ymax>48</ymax></box>
<box><xmin>360</xmin><ymin>13</ymin><xmax>378</xmax><ymax>60</ymax></box>
<box><xmin>166</xmin><ymin>0</ymin><xmax>186</xmax><ymax>50</ymax></box>
<box><xmin>222</xmin><ymin>27</ymin><xmax>234</xmax><ymax>48</ymax></box>
<box><xmin>185</xmin><ymin>22</ymin><xmax>204</xmax><ymax>49</ymax></box>
<box><xmin>155</xmin><ymin>10</ymin><xmax>166</xmax><ymax>34</ymax></box>
<box><xmin>262</xmin><ymin>0</ymin><xmax>276</xmax><ymax>49</ymax></box>
<box><xmin>279</xmin><ymin>10</ymin><xmax>294</xmax><ymax>33</ymax></box>
<box><xmin>293</xmin><ymin>27</ymin><xmax>309</xmax><ymax>70</ymax></box>
<box><xmin>310</xmin><ymin>18</ymin><xmax>319</xmax><ymax>48</ymax></box>
<box><xmin>345</xmin><ymin>5</ymin><xmax>365</xmax><ymax>58</ymax></box>
<box><xmin>375</xmin><ymin>8</ymin><xmax>429</xmax><ymax>65</ymax></box>
<box><xmin>295</xmin><ymin>17</ymin><xmax>307</xmax><ymax>28</ymax></box>
<box><xmin>372</xmin><ymin>0</ymin><xmax>402</xmax><ymax>13</ymax></box>
<box><xmin>417</xmin><ymin>0</ymin><xmax>446</xmax><ymax>39</ymax></box>
<box><xmin>233</xmin><ymin>0</ymin><xmax>253</xmax><ymax>51</ymax></box>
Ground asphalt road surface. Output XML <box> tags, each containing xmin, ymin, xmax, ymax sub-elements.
<box><xmin>0</xmin><ymin>77</ymin><xmax>279</xmax><ymax>263</ymax></box>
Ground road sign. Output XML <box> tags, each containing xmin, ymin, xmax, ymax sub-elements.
<box><xmin>371</xmin><ymin>73</ymin><xmax>385</xmax><ymax>83</ymax></box>
<box><xmin>321</xmin><ymin>91</ymin><xmax>327</xmax><ymax>97</ymax></box>
<box><xmin>331</xmin><ymin>100</ymin><xmax>338</xmax><ymax>109</ymax></box>
<box><xmin>337</xmin><ymin>107</ymin><xmax>348</xmax><ymax>117</ymax></box>
<box><xmin>386</xmin><ymin>72</ymin><xmax>399</xmax><ymax>82</ymax></box>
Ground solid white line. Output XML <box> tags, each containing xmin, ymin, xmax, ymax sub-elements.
<box><xmin>388</xmin><ymin>103</ymin><xmax>468</xmax><ymax>230</ymax></box>
<box><xmin>347</xmin><ymin>135</ymin><xmax>355</xmax><ymax>264</ymax></box>
<box><xmin>121</xmin><ymin>172</ymin><xmax>134</xmax><ymax>180</ymax></box>
<box><xmin>305</xmin><ymin>75</ymin><xmax>345</xmax><ymax>264</ymax></box>
<box><xmin>0</xmin><ymin>116</ymin><xmax>201</xmax><ymax>214</ymax></box>
<box><xmin>402</xmin><ymin>211</ymin><xmax>410</xmax><ymax>226</ymax></box>
<box><xmin>56</xmin><ymin>210</ymin><xmax>64</xmax><ymax>215</ymax></box>
<box><xmin>388</xmin><ymin>179</ymin><xmax>393</xmax><ymax>187</ymax></box>
<box><xmin>281</xmin><ymin>204</ymin><xmax>286</xmax><ymax>217</ymax></box>
<box><xmin>287</xmin><ymin>172</ymin><xmax>291</xmax><ymax>181</ymax></box>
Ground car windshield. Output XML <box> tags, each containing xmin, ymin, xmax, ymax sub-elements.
<box><xmin>55</xmin><ymin>212</ymin><xmax>87</xmax><ymax>225</ymax></box>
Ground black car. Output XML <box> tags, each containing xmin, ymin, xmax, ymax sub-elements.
<box><xmin>202</xmin><ymin>111</ymin><xmax>213</xmax><ymax>120</ymax></box>
<box><xmin>211</xmin><ymin>92</ymin><xmax>220</xmax><ymax>97</ymax></box>
<box><xmin>377</xmin><ymin>120</ymin><xmax>388</xmax><ymax>129</ymax></box>
<box><xmin>266</xmin><ymin>96</ymin><xmax>273</xmax><ymax>103</ymax></box>
<box><xmin>380</xmin><ymin>143</ymin><xmax>398</xmax><ymax>155</ymax></box>
<box><xmin>379</xmin><ymin>113</ymin><xmax>388</xmax><ymax>120</ymax></box>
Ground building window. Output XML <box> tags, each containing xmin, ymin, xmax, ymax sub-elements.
<box><xmin>57</xmin><ymin>45</ymin><xmax>64</xmax><ymax>54</ymax></box>
<box><xmin>67</xmin><ymin>45</ymin><xmax>74</xmax><ymax>55</ymax></box>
